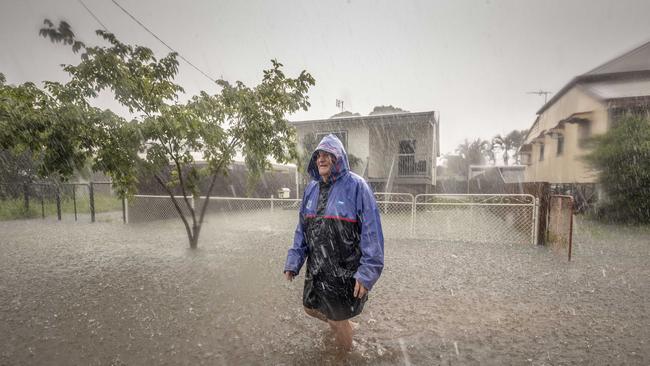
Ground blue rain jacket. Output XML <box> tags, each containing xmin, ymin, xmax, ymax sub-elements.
<box><xmin>284</xmin><ymin>134</ymin><xmax>384</xmax><ymax>290</ymax></box>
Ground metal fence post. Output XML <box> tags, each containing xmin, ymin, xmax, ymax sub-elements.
<box><xmin>271</xmin><ymin>195</ymin><xmax>275</xmax><ymax>213</ymax></box>
<box><xmin>122</xmin><ymin>197</ymin><xmax>127</xmax><ymax>224</ymax></box>
<box><xmin>89</xmin><ymin>182</ymin><xmax>95</xmax><ymax>223</ymax></box>
<box><xmin>40</xmin><ymin>185</ymin><xmax>45</xmax><ymax>219</ymax></box>
<box><xmin>411</xmin><ymin>199</ymin><xmax>415</xmax><ymax>238</ymax></box>
<box><xmin>72</xmin><ymin>184</ymin><xmax>78</xmax><ymax>221</ymax></box>
<box><xmin>55</xmin><ymin>185</ymin><xmax>62</xmax><ymax>221</ymax></box>
<box><xmin>411</xmin><ymin>195</ymin><xmax>417</xmax><ymax>238</ymax></box>
<box><xmin>532</xmin><ymin>197</ymin><xmax>539</xmax><ymax>245</ymax></box>
<box><xmin>23</xmin><ymin>182</ymin><xmax>30</xmax><ymax>215</ymax></box>
<box><xmin>568</xmin><ymin>197</ymin><xmax>574</xmax><ymax>262</ymax></box>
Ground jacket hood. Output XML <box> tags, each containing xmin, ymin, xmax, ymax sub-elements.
<box><xmin>308</xmin><ymin>134</ymin><xmax>350</xmax><ymax>181</ymax></box>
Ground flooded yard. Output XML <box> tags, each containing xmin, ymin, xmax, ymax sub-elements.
<box><xmin>0</xmin><ymin>216</ymin><xmax>648</xmax><ymax>365</ymax></box>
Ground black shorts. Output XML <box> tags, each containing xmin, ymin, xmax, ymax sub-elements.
<box><xmin>302</xmin><ymin>270</ymin><xmax>367</xmax><ymax>321</ymax></box>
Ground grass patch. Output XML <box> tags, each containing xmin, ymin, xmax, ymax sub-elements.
<box><xmin>0</xmin><ymin>194</ymin><xmax>123</xmax><ymax>221</ymax></box>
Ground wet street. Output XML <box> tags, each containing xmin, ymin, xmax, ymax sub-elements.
<box><xmin>0</xmin><ymin>215</ymin><xmax>648</xmax><ymax>365</ymax></box>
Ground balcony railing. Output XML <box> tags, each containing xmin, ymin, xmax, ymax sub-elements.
<box><xmin>397</xmin><ymin>154</ymin><xmax>431</xmax><ymax>177</ymax></box>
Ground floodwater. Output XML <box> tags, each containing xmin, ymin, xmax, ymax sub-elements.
<box><xmin>0</xmin><ymin>214</ymin><xmax>648</xmax><ymax>365</ymax></box>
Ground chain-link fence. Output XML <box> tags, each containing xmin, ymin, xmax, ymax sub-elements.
<box><xmin>374</xmin><ymin>193</ymin><xmax>415</xmax><ymax>239</ymax></box>
<box><xmin>1</xmin><ymin>183</ymin><xmax>85</xmax><ymax>221</ymax></box>
<box><xmin>0</xmin><ymin>183</ymin><xmax>34</xmax><ymax>220</ymax></box>
<box><xmin>0</xmin><ymin>182</ymin><xmax>124</xmax><ymax>223</ymax></box>
<box><xmin>414</xmin><ymin>194</ymin><xmax>537</xmax><ymax>244</ymax></box>
<box><xmin>127</xmin><ymin>193</ymin><xmax>538</xmax><ymax>244</ymax></box>
<box><xmin>547</xmin><ymin>195</ymin><xmax>574</xmax><ymax>261</ymax></box>
<box><xmin>91</xmin><ymin>182</ymin><xmax>125</xmax><ymax>223</ymax></box>
<box><xmin>127</xmin><ymin>195</ymin><xmax>301</xmax><ymax>231</ymax></box>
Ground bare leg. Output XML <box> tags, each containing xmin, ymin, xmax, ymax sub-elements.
<box><xmin>304</xmin><ymin>307</ymin><xmax>328</xmax><ymax>323</ymax></box>
<box><xmin>327</xmin><ymin>319</ymin><xmax>353</xmax><ymax>351</ymax></box>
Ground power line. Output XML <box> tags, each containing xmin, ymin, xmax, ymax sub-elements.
<box><xmin>110</xmin><ymin>0</ymin><xmax>217</xmax><ymax>83</ymax></box>
<box><xmin>77</xmin><ymin>0</ymin><xmax>108</xmax><ymax>31</ymax></box>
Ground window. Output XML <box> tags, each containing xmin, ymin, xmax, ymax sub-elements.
<box><xmin>578</xmin><ymin>122</ymin><xmax>591</xmax><ymax>148</ymax></box>
<box><xmin>399</xmin><ymin>140</ymin><xmax>416</xmax><ymax>154</ymax></box>
<box><xmin>315</xmin><ymin>131</ymin><xmax>348</xmax><ymax>151</ymax></box>
<box><xmin>398</xmin><ymin>140</ymin><xmax>418</xmax><ymax>176</ymax></box>
<box><xmin>539</xmin><ymin>144</ymin><xmax>545</xmax><ymax>161</ymax></box>
<box><xmin>556</xmin><ymin>135</ymin><xmax>564</xmax><ymax>156</ymax></box>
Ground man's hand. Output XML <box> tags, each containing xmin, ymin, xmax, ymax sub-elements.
<box><xmin>284</xmin><ymin>271</ymin><xmax>295</xmax><ymax>281</ymax></box>
<box><xmin>353</xmin><ymin>279</ymin><xmax>368</xmax><ymax>299</ymax></box>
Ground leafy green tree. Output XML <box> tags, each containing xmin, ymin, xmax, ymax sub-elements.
<box><xmin>368</xmin><ymin>105</ymin><xmax>408</xmax><ymax>115</ymax></box>
<box><xmin>329</xmin><ymin>110</ymin><xmax>360</xmax><ymax>118</ymax></box>
<box><xmin>0</xmin><ymin>71</ymin><xmax>112</xmax><ymax>182</ymax></box>
<box><xmin>585</xmin><ymin>114</ymin><xmax>650</xmax><ymax>223</ymax></box>
<box><xmin>0</xmin><ymin>150</ymin><xmax>38</xmax><ymax>186</ymax></box>
<box><xmin>2</xmin><ymin>20</ymin><xmax>314</xmax><ymax>248</ymax></box>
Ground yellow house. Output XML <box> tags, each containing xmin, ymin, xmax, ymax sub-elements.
<box><xmin>520</xmin><ymin>41</ymin><xmax>650</xmax><ymax>184</ymax></box>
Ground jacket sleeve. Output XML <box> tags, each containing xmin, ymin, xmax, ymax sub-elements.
<box><xmin>353</xmin><ymin>180</ymin><xmax>384</xmax><ymax>290</ymax></box>
<box><xmin>284</xmin><ymin>186</ymin><xmax>310</xmax><ymax>275</ymax></box>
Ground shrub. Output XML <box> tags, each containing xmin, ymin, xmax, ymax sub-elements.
<box><xmin>585</xmin><ymin>114</ymin><xmax>650</xmax><ymax>224</ymax></box>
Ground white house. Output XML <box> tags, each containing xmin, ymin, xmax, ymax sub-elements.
<box><xmin>291</xmin><ymin>111</ymin><xmax>440</xmax><ymax>194</ymax></box>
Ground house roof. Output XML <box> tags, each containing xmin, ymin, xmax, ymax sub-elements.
<box><xmin>581</xmin><ymin>76</ymin><xmax>650</xmax><ymax>100</ymax></box>
<box><xmin>290</xmin><ymin>110</ymin><xmax>437</xmax><ymax>126</ymax></box>
<box><xmin>584</xmin><ymin>41</ymin><xmax>650</xmax><ymax>76</ymax></box>
<box><xmin>537</xmin><ymin>40</ymin><xmax>650</xmax><ymax>114</ymax></box>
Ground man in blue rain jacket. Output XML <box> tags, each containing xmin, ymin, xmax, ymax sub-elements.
<box><xmin>284</xmin><ymin>134</ymin><xmax>384</xmax><ymax>350</ymax></box>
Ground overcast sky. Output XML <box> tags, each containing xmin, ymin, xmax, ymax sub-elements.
<box><xmin>2</xmin><ymin>0</ymin><xmax>650</xmax><ymax>154</ymax></box>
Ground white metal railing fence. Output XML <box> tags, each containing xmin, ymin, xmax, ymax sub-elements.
<box><xmin>127</xmin><ymin>193</ymin><xmax>538</xmax><ymax>245</ymax></box>
<box><xmin>413</xmin><ymin>194</ymin><xmax>537</xmax><ymax>245</ymax></box>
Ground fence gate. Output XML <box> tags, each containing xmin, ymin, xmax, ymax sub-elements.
<box><xmin>414</xmin><ymin>194</ymin><xmax>538</xmax><ymax>245</ymax></box>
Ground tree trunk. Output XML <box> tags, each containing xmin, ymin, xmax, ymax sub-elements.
<box><xmin>190</xmin><ymin>223</ymin><xmax>200</xmax><ymax>249</ymax></box>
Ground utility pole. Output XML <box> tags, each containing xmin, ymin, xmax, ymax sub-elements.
<box><xmin>527</xmin><ymin>90</ymin><xmax>552</xmax><ymax>104</ymax></box>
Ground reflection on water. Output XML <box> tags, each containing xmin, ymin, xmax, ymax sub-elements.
<box><xmin>0</xmin><ymin>217</ymin><xmax>648</xmax><ymax>365</ymax></box>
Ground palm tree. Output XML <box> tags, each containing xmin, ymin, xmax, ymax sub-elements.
<box><xmin>507</xmin><ymin>129</ymin><xmax>527</xmax><ymax>164</ymax></box>
<box><xmin>456</xmin><ymin>138</ymin><xmax>491</xmax><ymax>176</ymax></box>
<box><xmin>492</xmin><ymin>129</ymin><xmax>527</xmax><ymax>165</ymax></box>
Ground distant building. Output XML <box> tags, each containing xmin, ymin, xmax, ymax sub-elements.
<box><xmin>519</xmin><ymin>41</ymin><xmax>650</xmax><ymax>184</ymax></box>
<box><xmin>291</xmin><ymin>111</ymin><xmax>440</xmax><ymax>194</ymax></box>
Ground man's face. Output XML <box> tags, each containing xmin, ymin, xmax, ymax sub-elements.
<box><xmin>316</xmin><ymin>151</ymin><xmax>335</xmax><ymax>179</ymax></box>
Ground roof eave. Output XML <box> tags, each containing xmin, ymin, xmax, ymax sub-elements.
<box><xmin>536</xmin><ymin>70</ymin><xmax>650</xmax><ymax>115</ymax></box>
<box><xmin>290</xmin><ymin>110</ymin><xmax>437</xmax><ymax>126</ymax></box>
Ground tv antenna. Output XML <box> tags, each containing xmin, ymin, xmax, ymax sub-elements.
<box><xmin>336</xmin><ymin>99</ymin><xmax>344</xmax><ymax>112</ymax></box>
<box><xmin>527</xmin><ymin>90</ymin><xmax>552</xmax><ymax>104</ymax></box>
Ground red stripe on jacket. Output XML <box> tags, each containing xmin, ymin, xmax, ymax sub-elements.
<box><xmin>304</xmin><ymin>214</ymin><xmax>358</xmax><ymax>223</ymax></box>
